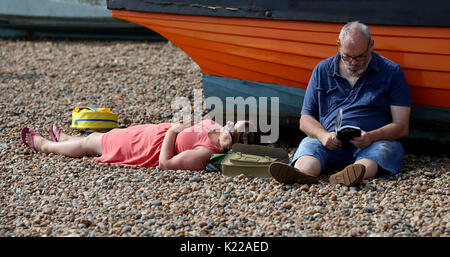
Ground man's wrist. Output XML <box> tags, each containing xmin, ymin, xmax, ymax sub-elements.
<box><xmin>316</xmin><ymin>130</ymin><xmax>328</xmax><ymax>143</ymax></box>
<box><xmin>366</xmin><ymin>130</ymin><xmax>375</xmax><ymax>143</ymax></box>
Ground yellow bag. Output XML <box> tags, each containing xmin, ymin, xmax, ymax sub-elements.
<box><xmin>70</xmin><ymin>106</ymin><xmax>118</xmax><ymax>131</ymax></box>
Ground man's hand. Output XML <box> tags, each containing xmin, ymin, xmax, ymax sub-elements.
<box><xmin>350</xmin><ymin>130</ymin><xmax>372</xmax><ymax>149</ymax></box>
<box><xmin>319</xmin><ymin>131</ymin><xmax>342</xmax><ymax>150</ymax></box>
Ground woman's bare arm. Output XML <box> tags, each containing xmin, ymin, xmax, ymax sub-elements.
<box><xmin>159</xmin><ymin>146</ymin><xmax>212</xmax><ymax>170</ymax></box>
<box><xmin>158</xmin><ymin>121</ymin><xmax>212</xmax><ymax>170</ymax></box>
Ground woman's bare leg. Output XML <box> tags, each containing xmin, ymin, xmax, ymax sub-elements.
<box><xmin>30</xmin><ymin>132</ymin><xmax>103</xmax><ymax>157</ymax></box>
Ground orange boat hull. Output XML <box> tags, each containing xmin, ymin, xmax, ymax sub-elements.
<box><xmin>112</xmin><ymin>10</ymin><xmax>450</xmax><ymax>109</ymax></box>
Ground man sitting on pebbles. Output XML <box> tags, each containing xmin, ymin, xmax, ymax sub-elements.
<box><xmin>269</xmin><ymin>21</ymin><xmax>412</xmax><ymax>186</ymax></box>
<box><xmin>21</xmin><ymin>119</ymin><xmax>260</xmax><ymax>170</ymax></box>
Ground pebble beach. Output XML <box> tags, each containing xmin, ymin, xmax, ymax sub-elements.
<box><xmin>0</xmin><ymin>38</ymin><xmax>448</xmax><ymax>237</ymax></box>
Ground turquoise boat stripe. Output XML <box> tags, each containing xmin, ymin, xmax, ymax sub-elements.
<box><xmin>202</xmin><ymin>74</ymin><xmax>306</xmax><ymax>116</ymax></box>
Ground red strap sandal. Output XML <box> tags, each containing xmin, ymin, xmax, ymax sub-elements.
<box><xmin>50</xmin><ymin>123</ymin><xmax>61</xmax><ymax>142</ymax></box>
<box><xmin>21</xmin><ymin>127</ymin><xmax>43</xmax><ymax>151</ymax></box>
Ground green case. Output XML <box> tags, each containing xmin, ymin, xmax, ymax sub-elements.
<box><xmin>221</xmin><ymin>152</ymin><xmax>276</xmax><ymax>178</ymax></box>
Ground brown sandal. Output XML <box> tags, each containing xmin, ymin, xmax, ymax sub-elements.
<box><xmin>269</xmin><ymin>162</ymin><xmax>319</xmax><ymax>184</ymax></box>
<box><xmin>329</xmin><ymin>164</ymin><xmax>366</xmax><ymax>186</ymax></box>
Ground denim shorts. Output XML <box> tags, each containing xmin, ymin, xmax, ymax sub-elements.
<box><xmin>290</xmin><ymin>137</ymin><xmax>405</xmax><ymax>177</ymax></box>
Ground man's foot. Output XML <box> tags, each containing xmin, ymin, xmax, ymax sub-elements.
<box><xmin>269</xmin><ymin>162</ymin><xmax>319</xmax><ymax>184</ymax></box>
<box><xmin>329</xmin><ymin>164</ymin><xmax>365</xmax><ymax>186</ymax></box>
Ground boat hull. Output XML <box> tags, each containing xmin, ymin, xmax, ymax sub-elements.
<box><xmin>109</xmin><ymin>9</ymin><xmax>450</xmax><ymax>141</ymax></box>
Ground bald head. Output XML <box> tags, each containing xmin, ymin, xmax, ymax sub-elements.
<box><xmin>339</xmin><ymin>21</ymin><xmax>371</xmax><ymax>46</ymax></box>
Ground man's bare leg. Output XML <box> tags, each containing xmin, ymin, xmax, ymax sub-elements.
<box><xmin>294</xmin><ymin>155</ymin><xmax>322</xmax><ymax>177</ymax></box>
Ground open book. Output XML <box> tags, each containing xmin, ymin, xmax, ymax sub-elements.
<box><xmin>335</xmin><ymin>108</ymin><xmax>361</xmax><ymax>145</ymax></box>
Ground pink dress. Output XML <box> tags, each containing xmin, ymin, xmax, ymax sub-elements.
<box><xmin>94</xmin><ymin>119</ymin><xmax>222</xmax><ymax>167</ymax></box>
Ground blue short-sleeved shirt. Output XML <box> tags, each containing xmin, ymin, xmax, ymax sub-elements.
<box><xmin>301</xmin><ymin>52</ymin><xmax>412</xmax><ymax>132</ymax></box>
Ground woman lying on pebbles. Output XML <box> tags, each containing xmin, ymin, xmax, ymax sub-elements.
<box><xmin>21</xmin><ymin>119</ymin><xmax>260</xmax><ymax>170</ymax></box>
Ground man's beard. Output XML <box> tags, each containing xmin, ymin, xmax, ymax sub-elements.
<box><xmin>344</xmin><ymin>55</ymin><xmax>371</xmax><ymax>76</ymax></box>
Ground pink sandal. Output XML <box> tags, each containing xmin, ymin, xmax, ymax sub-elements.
<box><xmin>21</xmin><ymin>127</ymin><xmax>43</xmax><ymax>151</ymax></box>
<box><xmin>49</xmin><ymin>123</ymin><xmax>61</xmax><ymax>142</ymax></box>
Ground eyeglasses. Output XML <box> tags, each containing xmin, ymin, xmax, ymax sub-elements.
<box><xmin>340</xmin><ymin>42</ymin><xmax>370</xmax><ymax>62</ymax></box>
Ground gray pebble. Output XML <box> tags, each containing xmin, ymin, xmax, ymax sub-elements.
<box><xmin>364</xmin><ymin>207</ymin><xmax>376</xmax><ymax>213</ymax></box>
<box><xmin>146</xmin><ymin>219</ymin><xmax>156</xmax><ymax>226</ymax></box>
<box><xmin>121</xmin><ymin>225</ymin><xmax>131</xmax><ymax>234</ymax></box>
<box><xmin>189</xmin><ymin>177</ymin><xmax>202</xmax><ymax>183</ymax></box>
<box><xmin>151</xmin><ymin>200</ymin><xmax>162</xmax><ymax>206</ymax></box>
